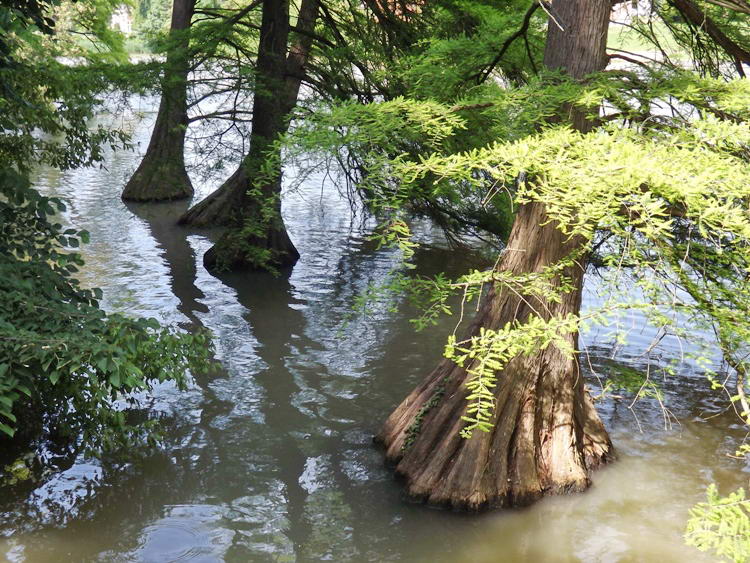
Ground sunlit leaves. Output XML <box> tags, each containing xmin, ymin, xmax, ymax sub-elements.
<box><xmin>686</xmin><ymin>485</ymin><xmax>750</xmax><ymax>563</ymax></box>
<box><xmin>448</xmin><ymin>314</ymin><xmax>579</xmax><ymax>438</ymax></box>
<box><xmin>294</xmin><ymin>71</ymin><xmax>750</xmax><ymax>446</ymax></box>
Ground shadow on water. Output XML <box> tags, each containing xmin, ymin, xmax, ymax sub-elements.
<box><xmin>125</xmin><ymin>195</ymin><xmax>404</xmax><ymax>558</ymax></box>
<box><xmin>210</xmin><ymin>268</ymin><xmax>315</xmax><ymax>561</ymax></box>
<box><xmin>124</xmin><ymin>199</ymin><xmax>210</xmax><ymax>332</ymax></box>
<box><xmin>125</xmin><ymin>200</ymin><xmax>332</xmax><ymax>560</ymax></box>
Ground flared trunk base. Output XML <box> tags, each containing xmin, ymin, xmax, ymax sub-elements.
<box><xmin>375</xmin><ymin>349</ymin><xmax>614</xmax><ymax>511</ymax></box>
<box><xmin>122</xmin><ymin>158</ymin><xmax>193</xmax><ymax>202</ymax></box>
<box><xmin>376</xmin><ymin>202</ymin><xmax>614</xmax><ymax>511</ymax></box>
<box><xmin>203</xmin><ymin>225</ymin><xmax>300</xmax><ymax>272</ymax></box>
<box><xmin>178</xmin><ymin>168</ymin><xmax>243</xmax><ymax>227</ymax></box>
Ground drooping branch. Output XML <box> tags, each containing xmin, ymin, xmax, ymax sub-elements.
<box><xmin>702</xmin><ymin>0</ymin><xmax>750</xmax><ymax>14</ymax></box>
<box><xmin>188</xmin><ymin>0</ymin><xmax>264</xmax><ymax>70</ymax></box>
<box><xmin>317</xmin><ymin>0</ymin><xmax>391</xmax><ymax>98</ymax></box>
<box><xmin>670</xmin><ymin>0</ymin><xmax>750</xmax><ymax>73</ymax></box>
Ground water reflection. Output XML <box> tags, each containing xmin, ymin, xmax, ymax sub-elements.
<box><xmin>124</xmin><ymin>199</ymin><xmax>210</xmax><ymax>331</ymax></box>
<box><xmin>1</xmin><ymin>111</ymin><xmax>749</xmax><ymax>562</ymax></box>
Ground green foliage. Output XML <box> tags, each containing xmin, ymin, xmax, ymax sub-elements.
<box><xmin>132</xmin><ymin>0</ymin><xmax>172</xmax><ymax>46</ymax></box>
<box><xmin>402</xmin><ymin>377</ymin><xmax>450</xmax><ymax>452</ymax></box>
<box><xmin>404</xmin><ymin>97</ymin><xmax>750</xmax><ymax>430</ymax></box>
<box><xmin>302</xmin><ymin>0</ymin><xmax>545</xmax><ymax>104</ymax></box>
<box><xmin>349</xmin><ymin>270</ymin><xmax>455</xmax><ymax>331</ymax></box>
<box><xmin>0</xmin><ymin>58</ymin><xmax>137</xmax><ymax>172</ymax></box>
<box><xmin>49</xmin><ymin>0</ymin><xmax>129</xmax><ymax>59</ymax></box>
<box><xmin>2</xmin><ymin>457</ymin><xmax>33</xmax><ymax>486</ymax></box>
<box><xmin>0</xmin><ymin>168</ymin><xmax>213</xmax><ymax>448</ymax></box>
<box><xmin>686</xmin><ymin>484</ymin><xmax>750</xmax><ymax>562</ymax></box>
<box><xmin>295</xmin><ymin>67</ymin><xmax>750</xmax><ymax>440</ymax></box>
<box><xmin>0</xmin><ymin>0</ymin><xmax>213</xmax><ymax>454</ymax></box>
<box><xmin>598</xmin><ymin>362</ymin><xmax>664</xmax><ymax>402</ymax></box>
<box><xmin>393</xmin><ymin>0</ymin><xmax>545</xmax><ymax>100</ymax></box>
<box><xmin>0</xmin><ymin>0</ymin><xmax>162</xmax><ymax>173</ymax></box>
<box><xmin>286</xmin><ymin>66</ymin><xmax>750</xmax><ymax>247</ymax></box>
<box><xmin>285</xmin><ymin>95</ymin><xmax>514</xmax><ymax>243</ymax></box>
<box><xmin>370</xmin><ymin>219</ymin><xmax>419</xmax><ymax>266</ymax></box>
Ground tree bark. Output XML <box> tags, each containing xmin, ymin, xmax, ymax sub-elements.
<box><xmin>177</xmin><ymin>164</ymin><xmax>246</xmax><ymax>227</ymax></box>
<box><xmin>181</xmin><ymin>0</ymin><xmax>319</xmax><ymax>273</ymax></box>
<box><xmin>122</xmin><ymin>0</ymin><xmax>195</xmax><ymax>202</ymax></box>
<box><xmin>375</xmin><ymin>0</ymin><xmax>615</xmax><ymax>510</ymax></box>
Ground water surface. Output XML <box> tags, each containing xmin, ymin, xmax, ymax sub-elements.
<box><xmin>1</xmin><ymin>104</ymin><xmax>747</xmax><ymax>562</ymax></box>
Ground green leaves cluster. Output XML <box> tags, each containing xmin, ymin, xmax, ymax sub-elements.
<box><xmin>0</xmin><ymin>0</ymin><xmax>163</xmax><ymax>174</ymax></box>
<box><xmin>0</xmin><ymin>1</ymin><xmax>212</xmax><ymax>455</ymax></box>
<box><xmin>686</xmin><ymin>484</ymin><xmax>750</xmax><ymax>563</ymax></box>
<box><xmin>0</xmin><ymin>169</ymin><xmax>213</xmax><ymax>448</ymax></box>
<box><xmin>294</xmin><ymin>69</ymin><xmax>750</xmax><ymax>441</ymax></box>
<box><xmin>405</xmin><ymin>103</ymin><xmax>750</xmax><ymax>432</ymax></box>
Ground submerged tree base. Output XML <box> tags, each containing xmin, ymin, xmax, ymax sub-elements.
<box><xmin>375</xmin><ymin>351</ymin><xmax>614</xmax><ymax>510</ymax></box>
<box><xmin>375</xmin><ymin>202</ymin><xmax>615</xmax><ymax>511</ymax></box>
<box><xmin>122</xmin><ymin>157</ymin><xmax>194</xmax><ymax>202</ymax></box>
<box><xmin>203</xmin><ymin>224</ymin><xmax>300</xmax><ymax>273</ymax></box>
<box><xmin>177</xmin><ymin>167</ymin><xmax>244</xmax><ymax>227</ymax></box>
<box><xmin>184</xmin><ymin>165</ymin><xmax>300</xmax><ymax>273</ymax></box>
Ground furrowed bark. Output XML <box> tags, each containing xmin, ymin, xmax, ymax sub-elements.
<box><xmin>177</xmin><ymin>165</ymin><xmax>245</xmax><ymax>227</ymax></box>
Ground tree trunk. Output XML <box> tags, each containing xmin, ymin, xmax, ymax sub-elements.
<box><xmin>182</xmin><ymin>0</ymin><xmax>319</xmax><ymax>273</ymax></box>
<box><xmin>375</xmin><ymin>0</ymin><xmax>615</xmax><ymax>510</ymax></box>
<box><xmin>122</xmin><ymin>0</ymin><xmax>195</xmax><ymax>202</ymax></box>
<box><xmin>177</xmin><ymin>165</ymin><xmax>246</xmax><ymax>227</ymax></box>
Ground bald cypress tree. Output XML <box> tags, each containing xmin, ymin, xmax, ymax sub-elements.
<box><xmin>122</xmin><ymin>0</ymin><xmax>195</xmax><ymax>202</ymax></box>
<box><xmin>178</xmin><ymin>0</ymin><xmax>320</xmax><ymax>273</ymax></box>
<box><xmin>375</xmin><ymin>0</ymin><xmax>615</xmax><ymax>510</ymax></box>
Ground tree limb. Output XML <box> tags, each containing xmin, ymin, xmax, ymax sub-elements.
<box><xmin>473</xmin><ymin>1</ymin><xmax>541</xmax><ymax>84</ymax></box>
<box><xmin>670</xmin><ymin>0</ymin><xmax>750</xmax><ymax>71</ymax></box>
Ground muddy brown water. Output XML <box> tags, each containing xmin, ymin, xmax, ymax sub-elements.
<box><xmin>1</xmin><ymin>103</ymin><xmax>748</xmax><ymax>562</ymax></box>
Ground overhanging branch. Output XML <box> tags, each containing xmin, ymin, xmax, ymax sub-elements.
<box><xmin>670</xmin><ymin>0</ymin><xmax>750</xmax><ymax>74</ymax></box>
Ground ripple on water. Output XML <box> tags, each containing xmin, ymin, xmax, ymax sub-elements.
<box><xmin>3</xmin><ymin>107</ymin><xmax>749</xmax><ymax>563</ymax></box>
<box><xmin>127</xmin><ymin>504</ymin><xmax>233</xmax><ymax>563</ymax></box>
